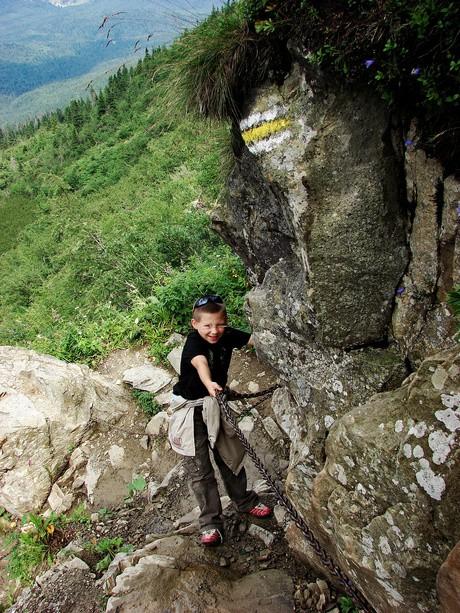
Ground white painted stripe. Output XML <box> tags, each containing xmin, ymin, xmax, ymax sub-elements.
<box><xmin>246</xmin><ymin>130</ymin><xmax>292</xmax><ymax>154</ymax></box>
<box><xmin>239</xmin><ymin>105</ymin><xmax>287</xmax><ymax>131</ymax></box>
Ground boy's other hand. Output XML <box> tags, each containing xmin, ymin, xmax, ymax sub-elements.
<box><xmin>207</xmin><ymin>382</ymin><xmax>223</xmax><ymax>397</ymax></box>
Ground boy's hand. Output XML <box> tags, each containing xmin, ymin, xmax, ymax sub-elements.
<box><xmin>206</xmin><ymin>382</ymin><xmax>223</xmax><ymax>397</ymax></box>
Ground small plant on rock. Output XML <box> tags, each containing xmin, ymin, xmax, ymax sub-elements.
<box><xmin>5</xmin><ymin>506</ymin><xmax>95</xmax><ymax>585</ymax></box>
<box><xmin>66</xmin><ymin>503</ymin><xmax>91</xmax><ymax>525</ymax></box>
<box><xmin>338</xmin><ymin>595</ymin><xmax>359</xmax><ymax>613</ymax></box>
<box><xmin>132</xmin><ymin>389</ymin><xmax>162</xmax><ymax>417</ymax></box>
<box><xmin>97</xmin><ymin>507</ymin><xmax>113</xmax><ymax>520</ymax></box>
<box><xmin>89</xmin><ymin>537</ymin><xmax>133</xmax><ymax>572</ymax></box>
<box><xmin>126</xmin><ymin>476</ymin><xmax>147</xmax><ymax>498</ymax></box>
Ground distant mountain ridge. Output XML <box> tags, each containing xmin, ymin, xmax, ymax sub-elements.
<box><xmin>48</xmin><ymin>0</ymin><xmax>90</xmax><ymax>6</ymax></box>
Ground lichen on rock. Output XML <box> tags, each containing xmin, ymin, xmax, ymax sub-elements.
<box><xmin>290</xmin><ymin>347</ymin><xmax>460</xmax><ymax>612</ymax></box>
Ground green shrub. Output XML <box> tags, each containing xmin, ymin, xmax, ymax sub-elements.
<box><xmin>19</xmin><ymin>245</ymin><xmax>248</xmax><ymax>367</ymax></box>
<box><xmin>66</xmin><ymin>503</ymin><xmax>91</xmax><ymax>525</ymax></box>
<box><xmin>0</xmin><ymin>195</ymin><xmax>39</xmax><ymax>256</ymax></box>
<box><xmin>97</xmin><ymin>508</ymin><xmax>113</xmax><ymax>520</ymax></box>
<box><xmin>150</xmin><ymin>246</ymin><xmax>248</xmax><ymax>333</ymax></box>
<box><xmin>338</xmin><ymin>596</ymin><xmax>359</xmax><ymax>613</ymax></box>
<box><xmin>57</xmin><ymin>325</ymin><xmax>105</xmax><ymax>363</ymax></box>
<box><xmin>6</xmin><ymin>532</ymin><xmax>48</xmax><ymax>584</ymax></box>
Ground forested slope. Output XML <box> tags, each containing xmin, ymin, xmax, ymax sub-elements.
<box><xmin>0</xmin><ymin>49</ymin><xmax>247</xmax><ymax>364</ymax></box>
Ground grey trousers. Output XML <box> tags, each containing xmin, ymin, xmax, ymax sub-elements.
<box><xmin>182</xmin><ymin>406</ymin><xmax>258</xmax><ymax>531</ymax></box>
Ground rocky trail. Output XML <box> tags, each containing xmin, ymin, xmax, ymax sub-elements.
<box><xmin>1</xmin><ymin>343</ymin><xmax>343</xmax><ymax>613</ymax></box>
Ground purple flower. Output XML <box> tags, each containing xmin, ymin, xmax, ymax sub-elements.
<box><xmin>404</xmin><ymin>139</ymin><xmax>414</xmax><ymax>147</ymax></box>
<box><xmin>411</xmin><ymin>67</ymin><xmax>421</xmax><ymax>76</ymax></box>
<box><xmin>363</xmin><ymin>59</ymin><xmax>375</xmax><ymax>69</ymax></box>
<box><xmin>456</xmin><ymin>203</ymin><xmax>460</xmax><ymax>217</ymax></box>
<box><xmin>396</xmin><ymin>287</ymin><xmax>405</xmax><ymax>296</ymax></box>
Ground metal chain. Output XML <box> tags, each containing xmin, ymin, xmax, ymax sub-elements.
<box><xmin>226</xmin><ymin>384</ymin><xmax>280</xmax><ymax>400</ymax></box>
<box><xmin>217</xmin><ymin>389</ymin><xmax>375</xmax><ymax>613</ymax></box>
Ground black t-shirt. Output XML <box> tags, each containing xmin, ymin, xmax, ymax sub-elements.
<box><xmin>173</xmin><ymin>327</ymin><xmax>251</xmax><ymax>400</ymax></box>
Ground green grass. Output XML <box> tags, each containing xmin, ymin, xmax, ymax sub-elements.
<box><xmin>0</xmin><ymin>194</ymin><xmax>39</xmax><ymax>255</ymax></box>
<box><xmin>163</xmin><ymin>2</ymin><xmax>278</xmax><ymax>121</ymax></box>
<box><xmin>4</xmin><ymin>505</ymin><xmax>93</xmax><ymax>585</ymax></box>
<box><xmin>6</xmin><ymin>532</ymin><xmax>48</xmax><ymax>585</ymax></box>
<box><xmin>6</xmin><ymin>511</ymin><xmax>68</xmax><ymax>584</ymax></box>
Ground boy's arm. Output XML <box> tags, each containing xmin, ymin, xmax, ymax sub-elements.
<box><xmin>191</xmin><ymin>355</ymin><xmax>223</xmax><ymax>397</ymax></box>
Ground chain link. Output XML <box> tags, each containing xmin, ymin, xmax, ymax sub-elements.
<box><xmin>217</xmin><ymin>389</ymin><xmax>375</xmax><ymax>613</ymax></box>
<box><xmin>227</xmin><ymin>384</ymin><xmax>280</xmax><ymax>401</ymax></box>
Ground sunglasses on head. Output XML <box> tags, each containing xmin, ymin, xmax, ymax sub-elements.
<box><xmin>193</xmin><ymin>295</ymin><xmax>223</xmax><ymax>309</ymax></box>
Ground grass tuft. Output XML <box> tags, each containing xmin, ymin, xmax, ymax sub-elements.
<box><xmin>163</xmin><ymin>3</ymin><xmax>274</xmax><ymax>120</ymax></box>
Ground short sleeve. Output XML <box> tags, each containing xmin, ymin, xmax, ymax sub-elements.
<box><xmin>226</xmin><ymin>327</ymin><xmax>251</xmax><ymax>349</ymax></box>
<box><xmin>181</xmin><ymin>332</ymin><xmax>207</xmax><ymax>363</ymax></box>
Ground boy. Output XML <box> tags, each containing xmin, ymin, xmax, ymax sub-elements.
<box><xmin>169</xmin><ymin>295</ymin><xmax>271</xmax><ymax>546</ymax></box>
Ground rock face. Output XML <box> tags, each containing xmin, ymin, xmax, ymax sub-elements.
<box><xmin>106</xmin><ymin>535</ymin><xmax>294</xmax><ymax>613</ymax></box>
<box><xmin>217</xmin><ymin>63</ymin><xmax>408</xmax><ymax>348</ymax></box>
<box><xmin>0</xmin><ymin>346</ymin><xmax>129</xmax><ymax>515</ymax></box>
<box><xmin>214</xmin><ymin>56</ymin><xmax>460</xmax><ymax>612</ymax></box>
<box><xmin>287</xmin><ymin>347</ymin><xmax>460</xmax><ymax>612</ymax></box>
<box><xmin>216</xmin><ymin>59</ymin><xmax>415</xmax><ymax>471</ymax></box>
<box><xmin>250</xmin><ymin>258</ymin><xmax>408</xmax><ymax>467</ymax></box>
<box><xmin>392</xmin><ymin>147</ymin><xmax>459</xmax><ymax>362</ymax></box>
<box><xmin>122</xmin><ymin>364</ymin><xmax>172</xmax><ymax>393</ymax></box>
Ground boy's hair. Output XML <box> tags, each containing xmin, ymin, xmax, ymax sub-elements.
<box><xmin>192</xmin><ymin>301</ymin><xmax>227</xmax><ymax>321</ymax></box>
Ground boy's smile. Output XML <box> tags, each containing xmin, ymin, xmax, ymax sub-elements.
<box><xmin>191</xmin><ymin>312</ymin><xmax>227</xmax><ymax>344</ymax></box>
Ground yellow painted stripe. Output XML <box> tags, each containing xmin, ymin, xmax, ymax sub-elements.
<box><xmin>242</xmin><ymin>117</ymin><xmax>291</xmax><ymax>143</ymax></box>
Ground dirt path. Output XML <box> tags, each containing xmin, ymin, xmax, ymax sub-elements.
<box><xmin>4</xmin><ymin>345</ymin><xmax>341</xmax><ymax>613</ymax></box>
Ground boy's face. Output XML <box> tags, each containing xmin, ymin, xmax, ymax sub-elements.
<box><xmin>191</xmin><ymin>311</ymin><xmax>227</xmax><ymax>344</ymax></box>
